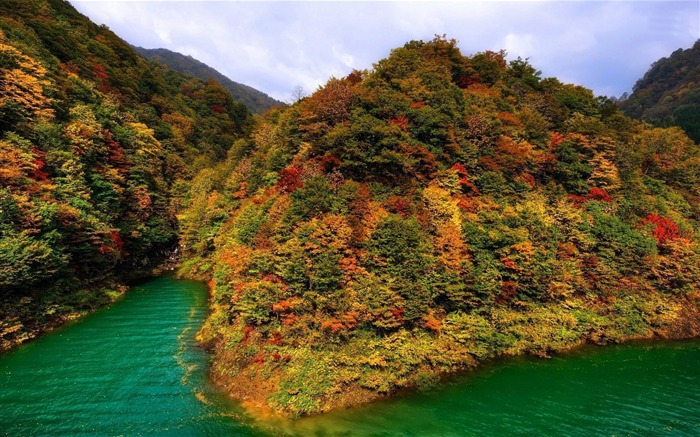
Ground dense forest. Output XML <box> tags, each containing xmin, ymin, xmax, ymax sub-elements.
<box><xmin>2</xmin><ymin>0</ymin><xmax>699</xmax><ymax>421</ymax></box>
<box><xmin>620</xmin><ymin>40</ymin><xmax>700</xmax><ymax>143</ymax></box>
<box><xmin>134</xmin><ymin>47</ymin><xmax>282</xmax><ymax>114</ymax></box>
<box><xmin>0</xmin><ymin>0</ymin><xmax>251</xmax><ymax>351</ymax></box>
<box><xmin>179</xmin><ymin>37</ymin><xmax>700</xmax><ymax>417</ymax></box>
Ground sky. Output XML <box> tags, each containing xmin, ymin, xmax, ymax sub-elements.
<box><xmin>68</xmin><ymin>1</ymin><xmax>700</xmax><ymax>103</ymax></box>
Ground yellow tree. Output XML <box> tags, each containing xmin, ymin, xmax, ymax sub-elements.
<box><xmin>0</xmin><ymin>33</ymin><xmax>54</xmax><ymax>121</ymax></box>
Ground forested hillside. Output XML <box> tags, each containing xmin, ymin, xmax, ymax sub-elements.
<box><xmin>620</xmin><ymin>40</ymin><xmax>700</xmax><ymax>143</ymax></box>
<box><xmin>0</xmin><ymin>0</ymin><xmax>251</xmax><ymax>350</ymax></box>
<box><xmin>2</xmin><ymin>0</ymin><xmax>699</xmax><ymax>421</ymax></box>
<box><xmin>134</xmin><ymin>46</ymin><xmax>282</xmax><ymax>114</ymax></box>
<box><xmin>179</xmin><ymin>37</ymin><xmax>700</xmax><ymax>417</ymax></box>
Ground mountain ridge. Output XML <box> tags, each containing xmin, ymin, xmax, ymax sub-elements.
<box><xmin>620</xmin><ymin>39</ymin><xmax>700</xmax><ymax>143</ymax></box>
<box><xmin>134</xmin><ymin>46</ymin><xmax>282</xmax><ymax>114</ymax></box>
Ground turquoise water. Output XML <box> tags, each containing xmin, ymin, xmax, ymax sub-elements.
<box><xmin>284</xmin><ymin>339</ymin><xmax>700</xmax><ymax>436</ymax></box>
<box><xmin>0</xmin><ymin>276</ymin><xmax>261</xmax><ymax>436</ymax></box>
<box><xmin>2</xmin><ymin>276</ymin><xmax>699</xmax><ymax>436</ymax></box>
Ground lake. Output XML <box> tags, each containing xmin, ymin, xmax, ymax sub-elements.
<box><xmin>2</xmin><ymin>276</ymin><xmax>698</xmax><ymax>436</ymax></box>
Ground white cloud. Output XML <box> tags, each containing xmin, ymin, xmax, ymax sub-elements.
<box><xmin>332</xmin><ymin>46</ymin><xmax>355</xmax><ymax>69</ymax></box>
<box><xmin>153</xmin><ymin>21</ymin><xmax>171</xmax><ymax>44</ymax></box>
<box><xmin>69</xmin><ymin>1</ymin><xmax>700</xmax><ymax>101</ymax></box>
<box><xmin>502</xmin><ymin>33</ymin><xmax>536</xmax><ymax>59</ymax></box>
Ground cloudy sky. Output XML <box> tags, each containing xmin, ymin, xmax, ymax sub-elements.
<box><xmin>69</xmin><ymin>1</ymin><xmax>700</xmax><ymax>103</ymax></box>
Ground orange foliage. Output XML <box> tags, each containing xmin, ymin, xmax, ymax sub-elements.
<box><xmin>0</xmin><ymin>140</ymin><xmax>34</xmax><ymax>185</ymax></box>
<box><xmin>501</xmin><ymin>257</ymin><xmax>519</xmax><ymax>271</ymax></box>
<box><xmin>511</xmin><ymin>241</ymin><xmax>535</xmax><ymax>257</ymax></box>
<box><xmin>567</xmin><ymin>194</ymin><xmax>588</xmax><ymax>207</ymax></box>
<box><xmin>496</xmin><ymin>281</ymin><xmax>518</xmax><ymax>305</ymax></box>
<box><xmin>456</xmin><ymin>196</ymin><xmax>474</xmax><ymax>212</ymax></box>
<box><xmin>267</xmin><ymin>331</ymin><xmax>283</xmax><ymax>346</ymax></box>
<box><xmin>299</xmin><ymin>75</ymin><xmax>357</xmax><ymax>130</ymax></box>
<box><xmin>342</xmin><ymin>311</ymin><xmax>359</xmax><ymax>329</ymax></box>
<box><xmin>242</xmin><ymin>326</ymin><xmax>255</xmax><ymax>343</ymax></box>
<box><xmin>321</xmin><ymin>311</ymin><xmax>360</xmax><ymax>334</ymax></box>
<box><xmin>272</xmin><ymin>298</ymin><xmax>300</xmax><ymax>313</ymax></box>
<box><xmin>497</xmin><ymin>111</ymin><xmax>521</xmax><ymax>127</ymax></box>
<box><xmin>263</xmin><ymin>273</ymin><xmax>283</xmax><ymax>284</ymax></box>
<box><xmin>519</xmin><ymin>172</ymin><xmax>536</xmax><ymax>188</ymax></box>
<box><xmin>321</xmin><ymin>319</ymin><xmax>346</xmax><ymax>334</ymax></box>
<box><xmin>162</xmin><ymin>112</ymin><xmax>195</xmax><ymax>139</ymax></box>
<box><xmin>549</xmin><ymin>132</ymin><xmax>566</xmax><ymax>151</ymax></box>
<box><xmin>557</xmin><ymin>242</ymin><xmax>578</xmax><ymax>260</ymax></box>
<box><xmin>281</xmin><ymin>314</ymin><xmax>298</xmax><ymax>326</ymax></box>
<box><xmin>588</xmin><ymin>187</ymin><xmax>613</xmax><ymax>202</ymax></box>
<box><xmin>0</xmin><ymin>41</ymin><xmax>54</xmax><ymax>120</ymax></box>
<box><xmin>252</xmin><ymin>353</ymin><xmax>265</xmax><ymax>365</ymax></box>
<box><xmin>219</xmin><ymin>245</ymin><xmax>252</xmax><ymax>276</ymax></box>
<box><xmin>401</xmin><ymin>144</ymin><xmax>438</xmax><ymax>179</ymax></box>
<box><xmin>642</xmin><ymin>214</ymin><xmax>680</xmax><ymax>245</ymax></box>
<box><xmin>423</xmin><ymin>314</ymin><xmax>442</xmax><ymax>331</ymax></box>
<box><xmin>29</xmin><ymin>147</ymin><xmax>49</xmax><ymax>181</ymax></box>
<box><xmin>277</xmin><ymin>166</ymin><xmax>304</xmax><ymax>193</ymax></box>
<box><xmin>450</xmin><ymin>163</ymin><xmax>479</xmax><ymax>194</ymax></box>
<box><xmin>233</xmin><ymin>181</ymin><xmax>247</xmax><ymax>199</ymax></box>
<box><xmin>484</xmin><ymin>136</ymin><xmax>533</xmax><ymax>174</ymax></box>
<box><xmin>390</xmin><ymin>307</ymin><xmax>405</xmax><ymax>324</ymax></box>
<box><xmin>339</xmin><ymin>255</ymin><xmax>365</xmax><ymax>279</ymax></box>
<box><xmin>384</xmin><ymin>196</ymin><xmax>412</xmax><ymax>218</ymax></box>
<box><xmin>98</xmin><ymin>245</ymin><xmax>116</xmax><ymax>254</ymax></box>
<box><xmin>464</xmin><ymin>83</ymin><xmax>501</xmax><ymax>98</ymax></box>
<box><xmin>349</xmin><ymin>184</ymin><xmax>372</xmax><ymax>217</ymax></box>
<box><xmin>389</xmin><ymin>115</ymin><xmax>409</xmax><ymax>131</ymax></box>
<box><xmin>59</xmin><ymin>61</ymin><xmax>79</xmax><ymax>77</ymax></box>
<box><xmin>305</xmin><ymin>214</ymin><xmax>353</xmax><ymax>255</ymax></box>
<box><xmin>132</xmin><ymin>187</ymin><xmax>152</xmax><ymax>220</ymax></box>
<box><xmin>434</xmin><ymin>222</ymin><xmax>469</xmax><ymax>271</ymax></box>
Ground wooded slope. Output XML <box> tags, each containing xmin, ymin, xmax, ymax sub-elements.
<box><xmin>134</xmin><ymin>46</ymin><xmax>282</xmax><ymax>114</ymax></box>
<box><xmin>620</xmin><ymin>40</ymin><xmax>700</xmax><ymax>143</ymax></box>
<box><xmin>180</xmin><ymin>37</ymin><xmax>700</xmax><ymax>417</ymax></box>
<box><xmin>0</xmin><ymin>0</ymin><xmax>251</xmax><ymax>350</ymax></box>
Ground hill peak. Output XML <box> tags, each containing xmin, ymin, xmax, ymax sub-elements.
<box><xmin>134</xmin><ymin>46</ymin><xmax>282</xmax><ymax>114</ymax></box>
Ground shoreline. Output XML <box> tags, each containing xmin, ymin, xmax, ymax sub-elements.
<box><xmin>204</xmin><ymin>292</ymin><xmax>700</xmax><ymax>420</ymax></box>
<box><xmin>217</xmin><ymin>328</ymin><xmax>700</xmax><ymax>423</ymax></box>
<box><xmin>0</xmin><ymin>256</ymin><xmax>179</xmax><ymax>355</ymax></box>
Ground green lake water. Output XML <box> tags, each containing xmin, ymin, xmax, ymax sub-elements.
<box><xmin>1</xmin><ymin>276</ymin><xmax>699</xmax><ymax>436</ymax></box>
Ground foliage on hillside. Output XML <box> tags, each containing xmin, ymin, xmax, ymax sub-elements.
<box><xmin>620</xmin><ymin>40</ymin><xmax>700</xmax><ymax>143</ymax></box>
<box><xmin>134</xmin><ymin>47</ymin><xmax>282</xmax><ymax>114</ymax></box>
<box><xmin>0</xmin><ymin>0</ymin><xmax>251</xmax><ymax>350</ymax></box>
<box><xmin>179</xmin><ymin>37</ymin><xmax>700</xmax><ymax>417</ymax></box>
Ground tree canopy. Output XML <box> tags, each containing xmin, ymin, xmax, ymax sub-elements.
<box><xmin>0</xmin><ymin>0</ymin><xmax>252</xmax><ymax>351</ymax></box>
<box><xmin>178</xmin><ymin>36</ymin><xmax>700</xmax><ymax>417</ymax></box>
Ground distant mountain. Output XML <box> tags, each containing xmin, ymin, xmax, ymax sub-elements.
<box><xmin>620</xmin><ymin>40</ymin><xmax>700</xmax><ymax>143</ymax></box>
<box><xmin>134</xmin><ymin>47</ymin><xmax>282</xmax><ymax>114</ymax></box>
